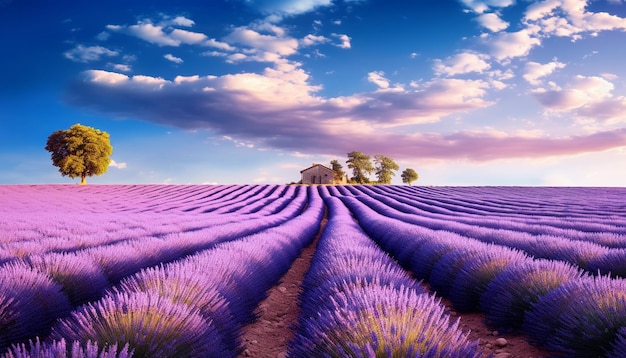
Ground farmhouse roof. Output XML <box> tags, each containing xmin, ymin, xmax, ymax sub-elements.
<box><xmin>300</xmin><ymin>163</ymin><xmax>333</xmax><ymax>173</ymax></box>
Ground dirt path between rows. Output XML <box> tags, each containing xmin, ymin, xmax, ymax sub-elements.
<box><xmin>237</xmin><ymin>215</ymin><xmax>325</xmax><ymax>358</ymax></box>
<box><xmin>237</xmin><ymin>214</ymin><xmax>551</xmax><ymax>358</ymax></box>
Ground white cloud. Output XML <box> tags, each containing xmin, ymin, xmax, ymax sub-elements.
<box><xmin>368</xmin><ymin>71</ymin><xmax>390</xmax><ymax>89</ymax></box>
<box><xmin>300</xmin><ymin>34</ymin><xmax>329</xmax><ymax>47</ymax></box>
<box><xmin>524</xmin><ymin>0</ymin><xmax>560</xmax><ymax>21</ymax></box>
<box><xmin>460</xmin><ymin>0</ymin><xmax>516</xmax><ymax>13</ymax></box>
<box><xmin>164</xmin><ymin>53</ymin><xmax>183</xmax><ymax>64</ymax></box>
<box><xmin>204</xmin><ymin>38</ymin><xmax>236</xmax><ymax>51</ymax></box>
<box><xmin>170</xmin><ymin>29</ymin><xmax>208</xmax><ymax>44</ymax></box>
<box><xmin>332</xmin><ymin>33</ymin><xmax>351</xmax><ymax>48</ymax></box>
<box><xmin>487</xmin><ymin>29</ymin><xmax>541</xmax><ymax>61</ymax></box>
<box><xmin>523</xmin><ymin>60</ymin><xmax>566</xmax><ymax>85</ymax></box>
<box><xmin>64</xmin><ymin>45</ymin><xmax>118</xmax><ymax>62</ymax></box>
<box><xmin>524</xmin><ymin>0</ymin><xmax>626</xmax><ymax>40</ymax></box>
<box><xmin>96</xmin><ymin>31</ymin><xmax>110</xmax><ymax>41</ymax></box>
<box><xmin>125</xmin><ymin>22</ymin><xmax>181</xmax><ymax>46</ymax></box>
<box><xmin>132</xmin><ymin>75</ymin><xmax>169</xmax><ymax>88</ymax></box>
<box><xmin>85</xmin><ymin>69</ymin><xmax>129</xmax><ymax>84</ymax></box>
<box><xmin>109</xmin><ymin>159</ymin><xmax>127</xmax><ymax>169</ymax></box>
<box><xmin>168</xmin><ymin>16</ymin><xmax>195</xmax><ymax>27</ymax></box>
<box><xmin>106</xmin><ymin>17</ymin><xmax>208</xmax><ymax>47</ymax></box>
<box><xmin>433</xmin><ymin>52</ymin><xmax>491</xmax><ymax>76</ymax></box>
<box><xmin>532</xmin><ymin>75</ymin><xmax>615</xmax><ymax>112</ymax></box>
<box><xmin>109</xmin><ymin>63</ymin><xmax>132</xmax><ymax>72</ymax></box>
<box><xmin>225</xmin><ymin>27</ymin><xmax>299</xmax><ymax>56</ymax></box>
<box><xmin>247</xmin><ymin>0</ymin><xmax>333</xmax><ymax>16</ymax></box>
<box><xmin>476</xmin><ymin>13</ymin><xmax>510</xmax><ymax>32</ymax></box>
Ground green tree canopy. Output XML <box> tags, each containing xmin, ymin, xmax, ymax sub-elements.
<box><xmin>374</xmin><ymin>154</ymin><xmax>399</xmax><ymax>184</ymax></box>
<box><xmin>346</xmin><ymin>151</ymin><xmax>374</xmax><ymax>184</ymax></box>
<box><xmin>401</xmin><ymin>168</ymin><xmax>419</xmax><ymax>185</ymax></box>
<box><xmin>45</xmin><ymin>123</ymin><xmax>112</xmax><ymax>184</ymax></box>
<box><xmin>330</xmin><ymin>159</ymin><xmax>345</xmax><ymax>183</ymax></box>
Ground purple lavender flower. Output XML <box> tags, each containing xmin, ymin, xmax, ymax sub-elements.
<box><xmin>0</xmin><ymin>262</ymin><xmax>71</xmax><ymax>350</ymax></box>
<box><xmin>607</xmin><ymin>327</ymin><xmax>626</xmax><ymax>358</ymax></box>
<box><xmin>479</xmin><ymin>259</ymin><xmax>583</xmax><ymax>331</ymax></box>
<box><xmin>448</xmin><ymin>247</ymin><xmax>529</xmax><ymax>312</ymax></box>
<box><xmin>291</xmin><ymin>285</ymin><xmax>481</xmax><ymax>357</ymax></box>
<box><xmin>429</xmin><ymin>247</ymin><xmax>482</xmax><ymax>297</ymax></box>
<box><xmin>50</xmin><ymin>291</ymin><xmax>232</xmax><ymax>358</ymax></box>
<box><xmin>524</xmin><ymin>275</ymin><xmax>626</xmax><ymax>356</ymax></box>
<box><xmin>26</xmin><ymin>252</ymin><xmax>110</xmax><ymax>305</ymax></box>
<box><xmin>6</xmin><ymin>338</ymin><xmax>133</xmax><ymax>358</ymax></box>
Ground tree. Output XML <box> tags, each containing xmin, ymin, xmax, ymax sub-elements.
<box><xmin>45</xmin><ymin>123</ymin><xmax>112</xmax><ymax>185</ymax></box>
<box><xmin>401</xmin><ymin>168</ymin><xmax>419</xmax><ymax>185</ymax></box>
<box><xmin>346</xmin><ymin>151</ymin><xmax>374</xmax><ymax>184</ymax></box>
<box><xmin>374</xmin><ymin>154</ymin><xmax>399</xmax><ymax>184</ymax></box>
<box><xmin>330</xmin><ymin>159</ymin><xmax>345</xmax><ymax>183</ymax></box>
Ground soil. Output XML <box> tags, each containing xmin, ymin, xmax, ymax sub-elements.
<box><xmin>237</xmin><ymin>216</ymin><xmax>552</xmax><ymax>358</ymax></box>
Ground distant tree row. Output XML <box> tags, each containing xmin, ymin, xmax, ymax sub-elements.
<box><xmin>330</xmin><ymin>151</ymin><xmax>418</xmax><ymax>185</ymax></box>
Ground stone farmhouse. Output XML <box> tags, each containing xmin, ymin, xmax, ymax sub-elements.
<box><xmin>300</xmin><ymin>163</ymin><xmax>347</xmax><ymax>185</ymax></box>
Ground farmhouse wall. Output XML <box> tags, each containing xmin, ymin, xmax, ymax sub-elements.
<box><xmin>301</xmin><ymin>164</ymin><xmax>335</xmax><ymax>184</ymax></box>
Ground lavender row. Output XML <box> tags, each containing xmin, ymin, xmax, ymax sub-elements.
<box><xmin>346</xmin><ymin>192</ymin><xmax>626</xmax><ymax>277</ymax></box>
<box><xmin>289</xmin><ymin>192</ymin><xmax>482</xmax><ymax>357</ymax></box>
<box><xmin>3</xmin><ymin>186</ymin><xmax>324</xmax><ymax>357</ymax></box>
<box><xmin>343</xmin><ymin>196</ymin><xmax>626</xmax><ymax>357</ymax></box>
<box><xmin>0</xmin><ymin>185</ymin><xmax>307</xmax><ymax>264</ymax></box>
<box><xmin>360</xmin><ymin>185</ymin><xmax>626</xmax><ymax>240</ymax></box>
<box><xmin>0</xmin><ymin>184</ymin><xmax>295</xmax><ymax>216</ymax></box>
<box><xmin>385</xmin><ymin>186</ymin><xmax>626</xmax><ymax>219</ymax></box>
<box><xmin>359</xmin><ymin>185</ymin><xmax>626</xmax><ymax>249</ymax></box>
<box><xmin>0</xmin><ymin>187</ymin><xmax>310</xmax><ymax>352</ymax></box>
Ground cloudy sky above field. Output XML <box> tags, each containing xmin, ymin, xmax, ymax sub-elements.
<box><xmin>1</xmin><ymin>0</ymin><xmax>626</xmax><ymax>185</ymax></box>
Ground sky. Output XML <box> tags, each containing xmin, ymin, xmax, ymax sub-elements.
<box><xmin>1</xmin><ymin>0</ymin><xmax>626</xmax><ymax>186</ymax></box>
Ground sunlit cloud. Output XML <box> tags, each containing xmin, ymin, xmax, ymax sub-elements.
<box><xmin>109</xmin><ymin>159</ymin><xmax>127</xmax><ymax>169</ymax></box>
<box><xmin>487</xmin><ymin>29</ymin><xmax>541</xmax><ymax>61</ymax></box>
<box><xmin>64</xmin><ymin>45</ymin><xmax>118</xmax><ymax>62</ymax></box>
<box><xmin>532</xmin><ymin>75</ymin><xmax>614</xmax><ymax>112</ymax></box>
<box><xmin>433</xmin><ymin>52</ymin><xmax>491</xmax><ymax>76</ymax></box>
<box><xmin>332</xmin><ymin>33</ymin><xmax>351</xmax><ymax>48</ymax></box>
<box><xmin>523</xmin><ymin>60</ymin><xmax>566</xmax><ymax>86</ymax></box>
<box><xmin>367</xmin><ymin>71</ymin><xmax>390</xmax><ymax>89</ymax></box>
<box><xmin>524</xmin><ymin>0</ymin><xmax>626</xmax><ymax>39</ymax></box>
<box><xmin>246</xmin><ymin>0</ymin><xmax>333</xmax><ymax>16</ymax></box>
<box><xmin>164</xmin><ymin>53</ymin><xmax>183</xmax><ymax>64</ymax></box>
<box><xmin>459</xmin><ymin>0</ymin><xmax>515</xmax><ymax>14</ymax></box>
<box><xmin>476</xmin><ymin>13</ymin><xmax>509</xmax><ymax>32</ymax></box>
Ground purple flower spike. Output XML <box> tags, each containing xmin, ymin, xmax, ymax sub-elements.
<box><xmin>50</xmin><ymin>291</ymin><xmax>233</xmax><ymax>358</ymax></box>
<box><xmin>26</xmin><ymin>252</ymin><xmax>110</xmax><ymax>305</ymax></box>
<box><xmin>448</xmin><ymin>247</ymin><xmax>529</xmax><ymax>312</ymax></box>
<box><xmin>607</xmin><ymin>327</ymin><xmax>626</xmax><ymax>358</ymax></box>
<box><xmin>6</xmin><ymin>338</ymin><xmax>133</xmax><ymax>358</ymax></box>
<box><xmin>0</xmin><ymin>262</ymin><xmax>71</xmax><ymax>350</ymax></box>
<box><xmin>479</xmin><ymin>259</ymin><xmax>583</xmax><ymax>331</ymax></box>
<box><xmin>291</xmin><ymin>285</ymin><xmax>481</xmax><ymax>358</ymax></box>
<box><xmin>429</xmin><ymin>247</ymin><xmax>482</xmax><ymax>297</ymax></box>
<box><xmin>524</xmin><ymin>275</ymin><xmax>626</xmax><ymax>356</ymax></box>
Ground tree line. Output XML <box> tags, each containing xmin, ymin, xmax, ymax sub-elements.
<box><xmin>330</xmin><ymin>151</ymin><xmax>418</xmax><ymax>185</ymax></box>
<box><xmin>44</xmin><ymin>124</ymin><xmax>419</xmax><ymax>186</ymax></box>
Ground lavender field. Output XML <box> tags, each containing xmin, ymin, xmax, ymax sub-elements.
<box><xmin>2</xmin><ymin>184</ymin><xmax>626</xmax><ymax>357</ymax></box>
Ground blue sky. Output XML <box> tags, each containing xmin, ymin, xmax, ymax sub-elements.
<box><xmin>1</xmin><ymin>0</ymin><xmax>626</xmax><ymax>186</ymax></box>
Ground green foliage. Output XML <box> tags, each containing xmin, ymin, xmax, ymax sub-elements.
<box><xmin>401</xmin><ymin>168</ymin><xmax>419</xmax><ymax>185</ymax></box>
<box><xmin>374</xmin><ymin>154</ymin><xmax>399</xmax><ymax>184</ymax></box>
<box><xmin>346</xmin><ymin>151</ymin><xmax>374</xmax><ymax>184</ymax></box>
<box><xmin>45</xmin><ymin>124</ymin><xmax>112</xmax><ymax>184</ymax></box>
<box><xmin>330</xmin><ymin>159</ymin><xmax>345</xmax><ymax>182</ymax></box>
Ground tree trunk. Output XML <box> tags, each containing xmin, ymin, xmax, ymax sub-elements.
<box><xmin>80</xmin><ymin>175</ymin><xmax>87</xmax><ymax>185</ymax></box>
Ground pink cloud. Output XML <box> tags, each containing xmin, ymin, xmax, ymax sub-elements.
<box><xmin>64</xmin><ymin>69</ymin><xmax>626</xmax><ymax>163</ymax></box>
